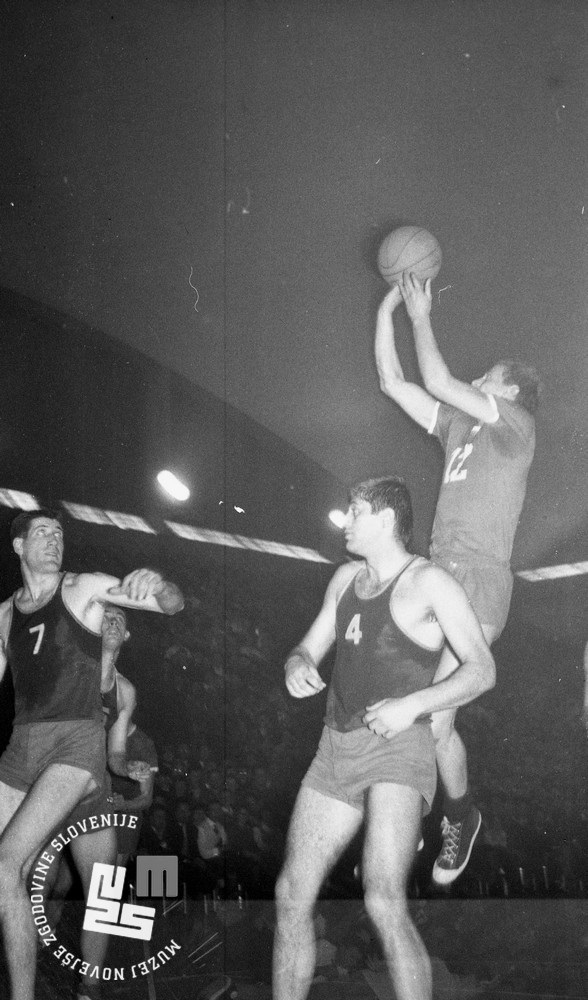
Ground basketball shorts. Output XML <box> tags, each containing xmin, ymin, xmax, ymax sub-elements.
<box><xmin>431</xmin><ymin>550</ymin><xmax>513</xmax><ymax>637</ymax></box>
<box><xmin>301</xmin><ymin>723</ymin><xmax>436</xmax><ymax>814</ymax></box>
<box><xmin>0</xmin><ymin>719</ymin><xmax>106</xmax><ymax>796</ymax></box>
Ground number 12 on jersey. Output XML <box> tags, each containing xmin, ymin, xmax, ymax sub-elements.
<box><xmin>345</xmin><ymin>614</ymin><xmax>362</xmax><ymax>646</ymax></box>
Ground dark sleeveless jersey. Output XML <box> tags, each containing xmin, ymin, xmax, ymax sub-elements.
<box><xmin>101</xmin><ymin>676</ymin><xmax>119</xmax><ymax>732</ymax></box>
<box><xmin>7</xmin><ymin>577</ymin><xmax>103</xmax><ymax>725</ymax></box>
<box><xmin>325</xmin><ymin>558</ymin><xmax>443</xmax><ymax>732</ymax></box>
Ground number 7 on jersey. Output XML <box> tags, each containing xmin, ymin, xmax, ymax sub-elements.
<box><xmin>29</xmin><ymin>623</ymin><xmax>45</xmax><ymax>655</ymax></box>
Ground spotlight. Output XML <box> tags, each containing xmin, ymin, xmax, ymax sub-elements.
<box><xmin>328</xmin><ymin>509</ymin><xmax>346</xmax><ymax>529</ymax></box>
<box><xmin>157</xmin><ymin>470</ymin><xmax>190</xmax><ymax>502</ymax></box>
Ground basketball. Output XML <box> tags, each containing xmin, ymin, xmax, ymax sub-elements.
<box><xmin>377</xmin><ymin>226</ymin><xmax>442</xmax><ymax>285</ymax></box>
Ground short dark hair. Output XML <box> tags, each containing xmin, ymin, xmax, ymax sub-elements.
<box><xmin>103</xmin><ymin>602</ymin><xmax>127</xmax><ymax>623</ymax></box>
<box><xmin>10</xmin><ymin>508</ymin><xmax>63</xmax><ymax>542</ymax></box>
<box><xmin>499</xmin><ymin>360</ymin><xmax>542</xmax><ymax>415</ymax></box>
<box><xmin>348</xmin><ymin>476</ymin><xmax>413</xmax><ymax>544</ymax></box>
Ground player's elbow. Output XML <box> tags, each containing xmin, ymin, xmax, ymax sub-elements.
<box><xmin>422</xmin><ymin>369</ymin><xmax>451</xmax><ymax>399</ymax></box>
<box><xmin>378</xmin><ymin>372</ymin><xmax>404</xmax><ymax>399</ymax></box>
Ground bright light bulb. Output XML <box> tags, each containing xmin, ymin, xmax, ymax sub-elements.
<box><xmin>328</xmin><ymin>509</ymin><xmax>346</xmax><ymax>529</ymax></box>
<box><xmin>157</xmin><ymin>470</ymin><xmax>190</xmax><ymax>502</ymax></box>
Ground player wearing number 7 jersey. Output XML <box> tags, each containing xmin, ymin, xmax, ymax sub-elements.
<box><xmin>0</xmin><ymin>508</ymin><xmax>183</xmax><ymax>1000</ymax></box>
<box><xmin>375</xmin><ymin>274</ymin><xmax>540</xmax><ymax>885</ymax></box>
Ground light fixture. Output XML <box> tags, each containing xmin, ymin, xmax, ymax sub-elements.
<box><xmin>328</xmin><ymin>509</ymin><xmax>346</xmax><ymax>529</ymax></box>
<box><xmin>157</xmin><ymin>470</ymin><xmax>190</xmax><ymax>502</ymax></box>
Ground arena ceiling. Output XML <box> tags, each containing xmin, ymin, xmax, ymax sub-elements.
<box><xmin>0</xmin><ymin>1</ymin><xmax>587</xmax><ymax>639</ymax></box>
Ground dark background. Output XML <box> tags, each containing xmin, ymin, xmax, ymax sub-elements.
<box><xmin>0</xmin><ymin>0</ymin><xmax>586</xmax><ymax>913</ymax></box>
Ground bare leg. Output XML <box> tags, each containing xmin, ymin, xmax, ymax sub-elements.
<box><xmin>432</xmin><ymin>624</ymin><xmax>498</xmax><ymax>799</ymax></box>
<box><xmin>363</xmin><ymin>783</ymin><xmax>430</xmax><ymax>1000</ymax></box>
<box><xmin>273</xmin><ymin>786</ymin><xmax>362</xmax><ymax>1000</ymax></box>
<box><xmin>70</xmin><ymin>827</ymin><xmax>117</xmax><ymax>994</ymax></box>
<box><xmin>0</xmin><ymin>766</ymin><xmax>95</xmax><ymax>1000</ymax></box>
<box><xmin>38</xmin><ymin>845</ymin><xmax>74</xmax><ymax>929</ymax></box>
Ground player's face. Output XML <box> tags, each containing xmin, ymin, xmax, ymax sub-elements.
<box><xmin>343</xmin><ymin>499</ymin><xmax>386</xmax><ymax>555</ymax></box>
<box><xmin>101</xmin><ymin>606</ymin><xmax>128</xmax><ymax>649</ymax></box>
<box><xmin>18</xmin><ymin>518</ymin><xmax>64</xmax><ymax>571</ymax></box>
<box><xmin>471</xmin><ymin>364</ymin><xmax>509</xmax><ymax>395</ymax></box>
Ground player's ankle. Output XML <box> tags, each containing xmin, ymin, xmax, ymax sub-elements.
<box><xmin>443</xmin><ymin>790</ymin><xmax>473</xmax><ymax>823</ymax></box>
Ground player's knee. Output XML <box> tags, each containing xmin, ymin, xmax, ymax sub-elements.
<box><xmin>363</xmin><ymin>879</ymin><xmax>406</xmax><ymax>931</ymax></box>
<box><xmin>274</xmin><ymin>864</ymin><xmax>312</xmax><ymax>919</ymax></box>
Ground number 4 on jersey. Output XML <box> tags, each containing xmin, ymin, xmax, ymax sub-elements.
<box><xmin>345</xmin><ymin>613</ymin><xmax>362</xmax><ymax>646</ymax></box>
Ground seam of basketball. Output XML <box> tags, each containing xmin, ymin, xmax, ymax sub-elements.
<box><xmin>381</xmin><ymin>247</ymin><xmax>440</xmax><ymax>277</ymax></box>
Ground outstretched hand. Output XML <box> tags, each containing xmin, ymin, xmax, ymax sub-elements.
<box><xmin>399</xmin><ymin>272</ymin><xmax>432</xmax><ymax>323</ymax></box>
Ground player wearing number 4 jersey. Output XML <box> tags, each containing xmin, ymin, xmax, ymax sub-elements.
<box><xmin>0</xmin><ymin>508</ymin><xmax>184</xmax><ymax>1000</ymax></box>
<box><xmin>274</xmin><ymin>477</ymin><xmax>495</xmax><ymax>1000</ymax></box>
<box><xmin>375</xmin><ymin>274</ymin><xmax>540</xmax><ymax>885</ymax></box>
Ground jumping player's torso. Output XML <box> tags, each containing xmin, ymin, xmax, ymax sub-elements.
<box><xmin>7</xmin><ymin>575</ymin><xmax>103</xmax><ymax>725</ymax></box>
<box><xmin>430</xmin><ymin>397</ymin><xmax>535</xmax><ymax>565</ymax></box>
<box><xmin>325</xmin><ymin>557</ymin><xmax>443</xmax><ymax>732</ymax></box>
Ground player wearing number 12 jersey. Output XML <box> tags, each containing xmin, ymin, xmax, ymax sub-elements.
<box><xmin>0</xmin><ymin>508</ymin><xmax>184</xmax><ymax>1000</ymax></box>
<box><xmin>375</xmin><ymin>274</ymin><xmax>540</xmax><ymax>885</ymax></box>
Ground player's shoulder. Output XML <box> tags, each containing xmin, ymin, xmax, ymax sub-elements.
<box><xmin>328</xmin><ymin>560</ymin><xmax>362</xmax><ymax>597</ymax></box>
<box><xmin>493</xmin><ymin>396</ymin><xmax>535</xmax><ymax>438</ymax></box>
<box><xmin>330</xmin><ymin>560</ymin><xmax>362</xmax><ymax>585</ymax></box>
<box><xmin>0</xmin><ymin>595</ymin><xmax>13</xmax><ymax>625</ymax></box>
<box><xmin>116</xmin><ymin>670</ymin><xmax>136</xmax><ymax>704</ymax></box>
<box><xmin>408</xmin><ymin>556</ymin><xmax>457</xmax><ymax>592</ymax></box>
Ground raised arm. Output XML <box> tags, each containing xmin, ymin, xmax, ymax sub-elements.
<box><xmin>106</xmin><ymin>569</ymin><xmax>184</xmax><ymax>615</ymax></box>
<box><xmin>375</xmin><ymin>284</ymin><xmax>439</xmax><ymax>430</ymax></box>
<box><xmin>284</xmin><ymin>562</ymin><xmax>358</xmax><ymax>699</ymax></box>
<box><xmin>67</xmin><ymin>568</ymin><xmax>184</xmax><ymax>632</ymax></box>
<box><xmin>399</xmin><ymin>272</ymin><xmax>498</xmax><ymax>423</ymax></box>
<box><xmin>107</xmin><ymin>673</ymin><xmax>137</xmax><ymax>777</ymax></box>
